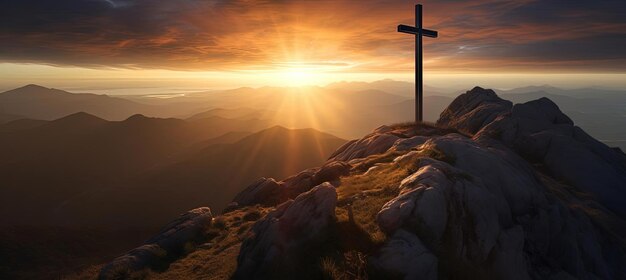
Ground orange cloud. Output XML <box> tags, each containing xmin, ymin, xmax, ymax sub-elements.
<box><xmin>0</xmin><ymin>0</ymin><xmax>624</xmax><ymax>73</ymax></box>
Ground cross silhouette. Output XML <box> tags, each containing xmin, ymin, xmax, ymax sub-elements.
<box><xmin>398</xmin><ymin>4</ymin><xmax>438</xmax><ymax>122</ymax></box>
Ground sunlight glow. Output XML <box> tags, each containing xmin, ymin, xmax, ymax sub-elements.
<box><xmin>282</xmin><ymin>69</ymin><xmax>316</xmax><ymax>87</ymax></box>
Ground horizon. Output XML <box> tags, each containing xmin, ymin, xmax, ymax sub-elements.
<box><xmin>4</xmin><ymin>74</ymin><xmax>626</xmax><ymax>97</ymax></box>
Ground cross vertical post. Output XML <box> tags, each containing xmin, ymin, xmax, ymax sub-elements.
<box><xmin>398</xmin><ymin>4</ymin><xmax>438</xmax><ymax>122</ymax></box>
<box><xmin>416</xmin><ymin>4</ymin><xmax>422</xmax><ymax>122</ymax></box>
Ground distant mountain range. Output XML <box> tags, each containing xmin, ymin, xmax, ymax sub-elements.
<box><xmin>1</xmin><ymin>82</ymin><xmax>625</xmax><ymax>149</ymax></box>
<box><xmin>0</xmin><ymin>84</ymin><xmax>151</xmax><ymax>120</ymax></box>
<box><xmin>0</xmin><ymin>109</ymin><xmax>346</xmax><ymax>278</ymax></box>
<box><xmin>0</xmin><ymin>113</ymin><xmax>344</xmax><ymax>228</ymax></box>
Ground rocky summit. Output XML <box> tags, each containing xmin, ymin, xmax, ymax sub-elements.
<box><xmin>98</xmin><ymin>87</ymin><xmax>626</xmax><ymax>280</ymax></box>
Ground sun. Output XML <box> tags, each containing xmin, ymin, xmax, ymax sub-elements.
<box><xmin>281</xmin><ymin>68</ymin><xmax>316</xmax><ymax>87</ymax></box>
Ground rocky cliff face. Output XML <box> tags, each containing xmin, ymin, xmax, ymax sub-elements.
<box><xmin>98</xmin><ymin>87</ymin><xmax>626</xmax><ymax>280</ymax></box>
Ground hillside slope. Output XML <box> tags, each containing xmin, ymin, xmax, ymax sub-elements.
<box><xmin>92</xmin><ymin>87</ymin><xmax>626</xmax><ymax>280</ymax></box>
<box><xmin>0</xmin><ymin>120</ymin><xmax>346</xmax><ymax>279</ymax></box>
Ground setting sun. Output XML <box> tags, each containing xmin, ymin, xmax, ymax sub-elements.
<box><xmin>282</xmin><ymin>69</ymin><xmax>316</xmax><ymax>86</ymax></box>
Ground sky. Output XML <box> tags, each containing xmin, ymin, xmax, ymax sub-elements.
<box><xmin>1</xmin><ymin>0</ymin><xmax>625</xmax><ymax>92</ymax></box>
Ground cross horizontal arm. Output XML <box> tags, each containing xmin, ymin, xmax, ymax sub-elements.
<box><xmin>397</xmin><ymin>25</ymin><xmax>438</xmax><ymax>38</ymax></box>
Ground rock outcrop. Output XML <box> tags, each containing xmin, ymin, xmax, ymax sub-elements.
<box><xmin>439</xmin><ymin>87</ymin><xmax>626</xmax><ymax>217</ymax></box>
<box><xmin>98</xmin><ymin>207</ymin><xmax>213</xmax><ymax>280</ymax></box>
<box><xmin>233</xmin><ymin>183</ymin><xmax>338</xmax><ymax>279</ymax></box>
<box><xmin>227</xmin><ymin>161</ymin><xmax>350</xmax><ymax>210</ymax></box>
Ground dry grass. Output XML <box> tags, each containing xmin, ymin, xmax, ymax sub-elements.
<box><xmin>62</xmin><ymin>265</ymin><xmax>103</xmax><ymax>280</ymax></box>
<box><xmin>336</xmin><ymin>149</ymin><xmax>422</xmax><ymax>241</ymax></box>
<box><xmin>317</xmin><ymin>149</ymin><xmax>424</xmax><ymax>279</ymax></box>
<box><xmin>66</xmin><ymin>206</ymin><xmax>272</xmax><ymax>280</ymax></box>
<box><xmin>150</xmin><ymin>206</ymin><xmax>272</xmax><ymax>279</ymax></box>
<box><xmin>387</xmin><ymin>121</ymin><xmax>465</xmax><ymax>138</ymax></box>
<box><xmin>321</xmin><ymin>251</ymin><xmax>369</xmax><ymax>280</ymax></box>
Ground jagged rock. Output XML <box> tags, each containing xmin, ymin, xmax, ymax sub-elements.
<box><xmin>423</xmin><ymin>134</ymin><xmax>547</xmax><ymax>221</ymax></box>
<box><xmin>232</xmin><ymin>177</ymin><xmax>285</xmax><ymax>207</ymax></box>
<box><xmin>312</xmin><ymin>161</ymin><xmax>351</xmax><ymax>185</ymax></box>
<box><xmin>231</xmin><ymin>162</ymin><xmax>349</xmax><ymax>210</ymax></box>
<box><xmin>282</xmin><ymin>161</ymin><xmax>350</xmax><ymax>195</ymax></box>
<box><xmin>369</xmin><ymin>229</ymin><xmax>438</xmax><ymax>280</ymax></box>
<box><xmin>98</xmin><ymin>207</ymin><xmax>212</xmax><ymax>279</ymax></box>
<box><xmin>233</xmin><ymin>183</ymin><xmax>337</xmax><ymax>279</ymax></box>
<box><xmin>437</xmin><ymin>86</ymin><xmax>512</xmax><ymax>134</ymax></box>
<box><xmin>441</xmin><ymin>87</ymin><xmax>626</xmax><ymax>218</ymax></box>
<box><xmin>280</xmin><ymin>168</ymin><xmax>317</xmax><ymax>195</ymax></box>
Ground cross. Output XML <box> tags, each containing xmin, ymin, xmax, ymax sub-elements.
<box><xmin>398</xmin><ymin>4</ymin><xmax>438</xmax><ymax>122</ymax></box>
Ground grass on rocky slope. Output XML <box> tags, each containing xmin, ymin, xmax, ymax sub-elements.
<box><xmin>64</xmin><ymin>206</ymin><xmax>271</xmax><ymax>280</ymax></box>
<box><xmin>320</xmin><ymin>148</ymin><xmax>426</xmax><ymax>279</ymax></box>
<box><xmin>67</xmin><ymin>123</ymin><xmax>464</xmax><ymax>280</ymax></box>
<box><xmin>149</xmin><ymin>206</ymin><xmax>271</xmax><ymax>280</ymax></box>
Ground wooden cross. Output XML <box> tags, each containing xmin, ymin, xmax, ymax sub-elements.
<box><xmin>398</xmin><ymin>4</ymin><xmax>438</xmax><ymax>122</ymax></box>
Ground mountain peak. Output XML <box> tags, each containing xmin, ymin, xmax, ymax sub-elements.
<box><xmin>21</xmin><ymin>84</ymin><xmax>48</xmax><ymax>90</ymax></box>
<box><xmin>55</xmin><ymin>112</ymin><xmax>105</xmax><ymax>122</ymax></box>
<box><xmin>98</xmin><ymin>87</ymin><xmax>626</xmax><ymax>279</ymax></box>
<box><xmin>1</xmin><ymin>84</ymin><xmax>72</xmax><ymax>99</ymax></box>
<box><xmin>127</xmin><ymin>113</ymin><xmax>148</xmax><ymax>120</ymax></box>
<box><xmin>45</xmin><ymin>112</ymin><xmax>106</xmax><ymax>129</ymax></box>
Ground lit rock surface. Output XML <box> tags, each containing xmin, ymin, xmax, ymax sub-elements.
<box><xmin>232</xmin><ymin>177</ymin><xmax>285</xmax><ymax>207</ymax></box>
<box><xmin>228</xmin><ymin>161</ymin><xmax>350</xmax><ymax>210</ymax></box>
<box><xmin>329</xmin><ymin>131</ymin><xmax>400</xmax><ymax>161</ymax></box>
<box><xmin>439</xmin><ymin>87</ymin><xmax>626</xmax><ymax>217</ymax></box>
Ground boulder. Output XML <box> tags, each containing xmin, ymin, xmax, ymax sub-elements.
<box><xmin>233</xmin><ymin>183</ymin><xmax>337</xmax><ymax>280</ymax></box>
<box><xmin>99</xmin><ymin>207</ymin><xmax>213</xmax><ymax>279</ymax></box>
<box><xmin>282</xmin><ymin>161</ymin><xmax>350</xmax><ymax>197</ymax></box>
<box><xmin>232</xmin><ymin>177</ymin><xmax>284</xmax><ymax>207</ymax></box>
<box><xmin>231</xmin><ymin>162</ymin><xmax>349</xmax><ymax>210</ymax></box>
<box><xmin>312</xmin><ymin>161</ymin><xmax>351</xmax><ymax>185</ymax></box>
<box><xmin>281</xmin><ymin>168</ymin><xmax>318</xmax><ymax>196</ymax></box>
<box><xmin>391</xmin><ymin>135</ymin><xmax>428</xmax><ymax>151</ymax></box>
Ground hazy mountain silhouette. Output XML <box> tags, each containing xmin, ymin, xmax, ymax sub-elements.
<box><xmin>16</xmin><ymin>124</ymin><xmax>346</xmax><ymax>228</ymax></box>
<box><xmin>0</xmin><ymin>114</ymin><xmax>345</xmax><ymax>278</ymax></box>
<box><xmin>187</xmin><ymin>107</ymin><xmax>275</xmax><ymax>121</ymax></box>
<box><xmin>0</xmin><ymin>112</ymin><xmax>345</xmax><ymax>226</ymax></box>
<box><xmin>0</xmin><ymin>113</ymin><xmax>274</xmax><ymax>226</ymax></box>
<box><xmin>0</xmin><ymin>85</ymin><xmax>154</xmax><ymax>120</ymax></box>
<box><xmin>3</xmin><ymin>83</ymin><xmax>624</xmax><ymax>149</ymax></box>
<box><xmin>0</xmin><ymin>112</ymin><xmax>24</xmax><ymax>124</ymax></box>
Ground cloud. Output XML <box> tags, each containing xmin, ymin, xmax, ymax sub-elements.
<box><xmin>0</xmin><ymin>0</ymin><xmax>624</xmax><ymax>72</ymax></box>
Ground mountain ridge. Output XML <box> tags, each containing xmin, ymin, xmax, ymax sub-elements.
<box><xmin>94</xmin><ymin>86</ymin><xmax>626</xmax><ymax>280</ymax></box>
